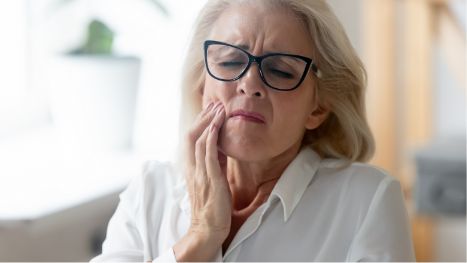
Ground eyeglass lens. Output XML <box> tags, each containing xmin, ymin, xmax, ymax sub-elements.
<box><xmin>206</xmin><ymin>44</ymin><xmax>308</xmax><ymax>90</ymax></box>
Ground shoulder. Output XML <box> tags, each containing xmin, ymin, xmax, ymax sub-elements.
<box><xmin>317</xmin><ymin>159</ymin><xmax>398</xmax><ymax>190</ymax></box>
<box><xmin>119</xmin><ymin>160</ymin><xmax>181</xmax><ymax>211</ymax></box>
<box><xmin>310</xmin><ymin>159</ymin><xmax>402</xmax><ymax>208</ymax></box>
<box><xmin>124</xmin><ymin>160</ymin><xmax>177</xmax><ymax>191</ymax></box>
<box><xmin>140</xmin><ymin>160</ymin><xmax>180</xmax><ymax>190</ymax></box>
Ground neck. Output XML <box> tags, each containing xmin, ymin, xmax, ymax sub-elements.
<box><xmin>226</xmin><ymin>143</ymin><xmax>302</xmax><ymax>212</ymax></box>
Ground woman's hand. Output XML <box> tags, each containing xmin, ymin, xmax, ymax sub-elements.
<box><xmin>187</xmin><ymin>101</ymin><xmax>231</xmax><ymax>240</ymax></box>
<box><xmin>173</xmin><ymin>102</ymin><xmax>232</xmax><ymax>261</ymax></box>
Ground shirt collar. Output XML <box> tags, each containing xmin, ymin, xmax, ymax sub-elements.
<box><xmin>178</xmin><ymin>147</ymin><xmax>322</xmax><ymax>221</ymax></box>
<box><xmin>268</xmin><ymin>146</ymin><xmax>321</xmax><ymax>222</ymax></box>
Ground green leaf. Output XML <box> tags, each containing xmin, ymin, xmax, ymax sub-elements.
<box><xmin>51</xmin><ymin>0</ymin><xmax>168</xmax><ymax>55</ymax></box>
<box><xmin>85</xmin><ymin>19</ymin><xmax>114</xmax><ymax>54</ymax></box>
<box><xmin>71</xmin><ymin>19</ymin><xmax>114</xmax><ymax>55</ymax></box>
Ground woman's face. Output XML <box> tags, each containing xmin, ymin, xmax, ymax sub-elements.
<box><xmin>203</xmin><ymin>3</ymin><xmax>327</xmax><ymax>162</ymax></box>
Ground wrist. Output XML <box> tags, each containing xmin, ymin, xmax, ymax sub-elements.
<box><xmin>173</xmin><ymin>230</ymin><xmax>222</xmax><ymax>262</ymax></box>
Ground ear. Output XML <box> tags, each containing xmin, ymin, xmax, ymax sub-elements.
<box><xmin>305</xmin><ymin>105</ymin><xmax>330</xmax><ymax>130</ymax></box>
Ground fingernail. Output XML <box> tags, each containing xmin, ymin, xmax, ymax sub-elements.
<box><xmin>205</xmin><ymin>102</ymin><xmax>214</xmax><ymax>110</ymax></box>
<box><xmin>213</xmin><ymin>102</ymin><xmax>222</xmax><ymax>112</ymax></box>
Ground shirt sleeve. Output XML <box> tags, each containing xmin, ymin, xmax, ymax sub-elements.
<box><xmin>90</xmin><ymin>172</ymin><xmax>146</xmax><ymax>262</ymax></box>
<box><xmin>152</xmin><ymin>248</ymin><xmax>177</xmax><ymax>262</ymax></box>
<box><xmin>90</xmin><ymin>161</ymin><xmax>178</xmax><ymax>262</ymax></box>
<box><xmin>346</xmin><ymin>176</ymin><xmax>416</xmax><ymax>262</ymax></box>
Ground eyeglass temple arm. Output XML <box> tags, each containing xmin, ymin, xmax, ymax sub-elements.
<box><xmin>311</xmin><ymin>62</ymin><xmax>323</xmax><ymax>79</ymax></box>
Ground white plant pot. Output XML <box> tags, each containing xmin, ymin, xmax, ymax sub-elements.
<box><xmin>45</xmin><ymin>55</ymin><xmax>141</xmax><ymax>153</ymax></box>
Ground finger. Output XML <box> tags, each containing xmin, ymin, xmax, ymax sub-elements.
<box><xmin>185</xmin><ymin>101</ymin><xmax>220</xmax><ymax>194</ymax></box>
<box><xmin>205</xmin><ymin>106</ymin><xmax>226</xmax><ymax>180</ymax></box>
<box><xmin>198</xmin><ymin>101</ymin><xmax>215</xmax><ymax>118</ymax></box>
<box><xmin>194</xmin><ymin>101</ymin><xmax>220</xmax><ymax>127</ymax></box>
<box><xmin>194</xmin><ymin>122</ymin><xmax>210</xmax><ymax>181</ymax></box>
<box><xmin>187</xmin><ymin>102</ymin><xmax>223</xmax><ymax>166</ymax></box>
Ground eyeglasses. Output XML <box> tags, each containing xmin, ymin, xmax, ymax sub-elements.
<box><xmin>203</xmin><ymin>40</ymin><xmax>321</xmax><ymax>91</ymax></box>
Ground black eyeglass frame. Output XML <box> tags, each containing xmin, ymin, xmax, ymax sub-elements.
<box><xmin>203</xmin><ymin>40</ymin><xmax>321</xmax><ymax>91</ymax></box>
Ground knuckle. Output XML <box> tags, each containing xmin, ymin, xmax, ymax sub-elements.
<box><xmin>187</xmin><ymin>129</ymin><xmax>197</xmax><ymax>142</ymax></box>
<box><xmin>195</xmin><ymin>137</ymin><xmax>205</xmax><ymax>150</ymax></box>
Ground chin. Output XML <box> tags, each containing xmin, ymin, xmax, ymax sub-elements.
<box><xmin>218</xmin><ymin>130</ymin><xmax>268</xmax><ymax>162</ymax></box>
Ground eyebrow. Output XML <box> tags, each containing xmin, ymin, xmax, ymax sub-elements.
<box><xmin>226</xmin><ymin>41</ymin><xmax>297</xmax><ymax>56</ymax></box>
<box><xmin>233</xmin><ymin>43</ymin><xmax>280</xmax><ymax>55</ymax></box>
<box><xmin>237</xmin><ymin>43</ymin><xmax>249</xmax><ymax>50</ymax></box>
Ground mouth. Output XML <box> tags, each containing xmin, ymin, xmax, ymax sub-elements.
<box><xmin>229</xmin><ymin>110</ymin><xmax>266</xmax><ymax>124</ymax></box>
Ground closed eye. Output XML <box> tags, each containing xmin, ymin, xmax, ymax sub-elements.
<box><xmin>218</xmin><ymin>61</ymin><xmax>246</xmax><ymax>68</ymax></box>
<box><xmin>269</xmin><ymin>68</ymin><xmax>295</xmax><ymax>79</ymax></box>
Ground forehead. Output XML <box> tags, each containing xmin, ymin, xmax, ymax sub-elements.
<box><xmin>208</xmin><ymin>3</ymin><xmax>314</xmax><ymax>56</ymax></box>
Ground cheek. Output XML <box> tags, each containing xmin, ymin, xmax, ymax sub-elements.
<box><xmin>202</xmin><ymin>75</ymin><xmax>233</xmax><ymax>103</ymax></box>
<box><xmin>203</xmin><ymin>75</ymin><xmax>216</xmax><ymax>96</ymax></box>
<box><xmin>271</xmin><ymin>95</ymin><xmax>314</xmax><ymax>131</ymax></box>
<box><xmin>272</xmin><ymin>112</ymin><xmax>306</xmax><ymax>139</ymax></box>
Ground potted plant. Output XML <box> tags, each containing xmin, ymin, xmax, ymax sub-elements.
<box><xmin>45</xmin><ymin>0</ymin><xmax>167</xmax><ymax>153</ymax></box>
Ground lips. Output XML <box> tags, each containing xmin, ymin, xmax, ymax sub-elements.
<box><xmin>229</xmin><ymin>110</ymin><xmax>265</xmax><ymax>124</ymax></box>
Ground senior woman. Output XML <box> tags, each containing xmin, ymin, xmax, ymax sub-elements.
<box><xmin>92</xmin><ymin>0</ymin><xmax>415</xmax><ymax>261</ymax></box>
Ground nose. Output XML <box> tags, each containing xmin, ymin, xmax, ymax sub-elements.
<box><xmin>236</xmin><ymin>63</ymin><xmax>266</xmax><ymax>98</ymax></box>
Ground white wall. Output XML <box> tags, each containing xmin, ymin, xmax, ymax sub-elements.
<box><xmin>326</xmin><ymin>0</ymin><xmax>363</xmax><ymax>56</ymax></box>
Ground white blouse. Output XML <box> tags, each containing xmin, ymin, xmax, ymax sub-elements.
<box><xmin>91</xmin><ymin>147</ymin><xmax>415</xmax><ymax>262</ymax></box>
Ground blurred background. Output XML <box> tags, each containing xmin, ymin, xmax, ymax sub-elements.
<box><xmin>0</xmin><ymin>0</ymin><xmax>465</xmax><ymax>261</ymax></box>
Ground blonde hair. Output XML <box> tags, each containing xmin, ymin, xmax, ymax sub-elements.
<box><xmin>178</xmin><ymin>0</ymin><xmax>375</xmax><ymax>164</ymax></box>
